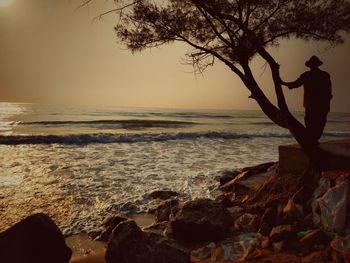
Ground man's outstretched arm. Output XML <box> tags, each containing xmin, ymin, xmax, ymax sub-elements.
<box><xmin>280</xmin><ymin>74</ymin><xmax>304</xmax><ymax>89</ymax></box>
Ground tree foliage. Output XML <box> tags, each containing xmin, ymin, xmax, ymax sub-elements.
<box><xmin>110</xmin><ymin>0</ymin><xmax>350</xmax><ymax>72</ymax></box>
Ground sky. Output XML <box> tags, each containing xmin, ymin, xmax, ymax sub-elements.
<box><xmin>0</xmin><ymin>0</ymin><xmax>349</xmax><ymax>112</ymax></box>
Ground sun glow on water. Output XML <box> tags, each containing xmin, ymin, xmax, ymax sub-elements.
<box><xmin>0</xmin><ymin>102</ymin><xmax>25</xmax><ymax>134</ymax></box>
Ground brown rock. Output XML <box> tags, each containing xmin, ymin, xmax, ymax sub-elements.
<box><xmin>300</xmin><ymin>230</ymin><xmax>332</xmax><ymax>250</ymax></box>
<box><xmin>0</xmin><ymin>213</ymin><xmax>72</xmax><ymax>263</ymax></box>
<box><xmin>269</xmin><ymin>224</ymin><xmax>298</xmax><ymax>243</ymax></box>
<box><xmin>220</xmin><ymin>162</ymin><xmax>275</xmax><ymax>194</ymax></box>
<box><xmin>241</xmin><ymin>162</ymin><xmax>276</xmax><ymax>173</ymax></box>
<box><xmin>91</xmin><ymin>215</ymin><xmax>127</xmax><ymax>242</ymax></box>
<box><xmin>302</xmin><ymin>213</ymin><xmax>314</xmax><ymax>228</ymax></box>
<box><xmin>234</xmin><ymin>213</ymin><xmax>260</xmax><ymax>233</ymax></box>
<box><xmin>259</xmin><ymin>208</ymin><xmax>277</xmax><ymax>236</ymax></box>
<box><xmin>226</xmin><ymin>206</ymin><xmax>244</xmax><ymax>221</ymax></box>
<box><xmin>147</xmin><ymin>190</ymin><xmax>179</xmax><ymax>200</ymax></box>
<box><xmin>215</xmin><ymin>192</ymin><xmax>235</xmax><ymax>207</ymax></box>
<box><xmin>168</xmin><ymin>198</ymin><xmax>233</xmax><ymax>246</ymax></box>
<box><xmin>282</xmin><ymin>198</ymin><xmax>304</xmax><ymax>223</ymax></box>
<box><xmin>301</xmin><ymin>250</ymin><xmax>331</xmax><ymax>263</ymax></box>
<box><xmin>220</xmin><ymin>171</ymin><xmax>250</xmax><ymax>193</ymax></box>
<box><xmin>142</xmin><ymin>221</ymin><xmax>168</xmax><ymax>235</ymax></box>
<box><xmin>106</xmin><ymin>220</ymin><xmax>189</xmax><ymax>263</ymax></box>
<box><xmin>217</xmin><ymin>170</ymin><xmax>240</xmax><ymax>186</ymax></box>
<box><xmin>261</xmin><ymin>239</ymin><xmax>269</xmax><ymax>249</ymax></box>
<box><xmin>155</xmin><ymin>199</ymin><xmax>179</xmax><ymax>223</ymax></box>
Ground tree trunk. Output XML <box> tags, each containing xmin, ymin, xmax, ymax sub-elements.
<box><xmin>242</xmin><ymin>74</ymin><xmax>323</xmax><ymax>172</ymax></box>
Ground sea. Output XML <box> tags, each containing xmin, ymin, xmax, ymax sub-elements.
<box><xmin>0</xmin><ymin>102</ymin><xmax>349</xmax><ymax>235</ymax></box>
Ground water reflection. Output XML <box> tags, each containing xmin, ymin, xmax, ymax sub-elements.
<box><xmin>0</xmin><ymin>103</ymin><xmax>26</xmax><ymax>135</ymax></box>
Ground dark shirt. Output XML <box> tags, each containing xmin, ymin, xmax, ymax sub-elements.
<box><xmin>288</xmin><ymin>69</ymin><xmax>332</xmax><ymax>109</ymax></box>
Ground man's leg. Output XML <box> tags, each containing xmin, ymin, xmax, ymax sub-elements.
<box><xmin>305</xmin><ymin>106</ymin><xmax>328</xmax><ymax>146</ymax></box>
<box><xmin>305</xmin><ymin>107</ymin><xmax>319</xmax><ymax>146</ymax></box>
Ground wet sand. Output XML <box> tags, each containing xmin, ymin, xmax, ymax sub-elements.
<box><xmin>67</xmin><ymin>213</ymin><xmax>154</xmax><ymax>263</ymax></box>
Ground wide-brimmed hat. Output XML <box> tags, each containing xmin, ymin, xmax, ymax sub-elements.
<box><xmin>305</xmin><ymin>56</ymin><xmax>323</xmax><ymax>67</ymax></box>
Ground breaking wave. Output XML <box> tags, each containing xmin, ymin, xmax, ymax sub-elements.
<box><xmin>19</xmin><ymin>119</ymin><xmax>196</xmax><ymax>127</ymax></box>
<box><xmin>1</xmin><ymin>131</ymin><xmax>349</xmax><ymax>145</ymax></box>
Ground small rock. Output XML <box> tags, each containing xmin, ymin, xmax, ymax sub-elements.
<box><xmin>120</xmin><ymin>202</ymin><xmax>138</xmax><ymax>212</ymax></box>
<box><xmin>261</xmin><ymin>238</ymin><xmax>269</xmax><ymax>249</ymax></box>
<box><xmin>102</xmin><ymin>215</ymin><xmax>128</xmax><ymax>228</ymax></box>
<box><xmin>302</xmin><ymin>213</ymin><xmax>314</xmax><ymax>228</ymax></box>
<box><xmin>282</xmin><ymin>198</ymin><xmax>303</xmax><ymax>223</ymax></box>
<box><xmin>301</xmin><ymin>250</ymin><xmax>331</xmax><ymax>263</ymax></box>
<box><xmin>168</xmin><ymin>198</ymin><xmax>233</xmax><ymax>246</ymax></box>
<box><xmin>221</xmin><ymin>243</ymin><xmax>236</xmax><ymax>260</ymax></box>
<box><xmin>220</xmin><ymin>171</ymin><xmax>251</xmax><ymax>193</ymax></box>
<box><xmin>300</xmin><ymin>230</ymin><xmax>332</xmax><ymax>250</ymax></box>
<box><xmin>241</xmin><ymin>162</ymin><xmax>276</xmax><ymax>174</ymax></box>
<box><xmin>217</xmin><ymin>170</ymin><xmax>240</xmax><ymax>185</ymax></box>
<box><xmin>227</xmin><ymin>206</ymin><xmax>244</xmax><ymax>221</ymax></box>
<box><xmin>155</xmin><ymin>199</ymin><xmax>179</xmax><ymax>223</ymax></box>
<box><xmin>234</xmin><ymin>213</ymin><xmax>260</xmax><ymax>233</ymax></box>
<box><xmin>238</xmin><ymin>233</ymin><xmax>264</xmax><ymax>260</ymax></box>
<box><xmin>142</xmin><ymin>222</ymin><xmax>168</xmax><ymax>235</ymax></box>
<box><xmin>269</xmin><ymin>224</ymin><xmax>298</xmax><ymax>243</ymax></box>
<box><xmin>146</xmin><ymin>232</ymin><xmax>190</xmax><ymax>263</ymax></box>
<box><xmin>91</xmin><ymin>215</ymin><xmax>127</xmax><ymax>242</ymax></box>
<box><xmin>147</xmin><ymin>190</ymin><xmax>179</xmax><ymax>200</ymax></box>
<box><xmin>191</xmin><ymin>246</ymin><xmax>211</xmax><ymax>260</ymax></box>
<box><xmin>259</xmin><ymin>208</ymin><xmax>277</xmax><ymax>236</ymax></box>
<box><xmin>260</xmin><ymin>208</ymin><xmax>277</xmax><ymax>227</ymax></box>
<box><xmin>215</xmin><ymin>192</ymin><xmax>236</xmax><ymax>207</ymax></box>
<box><xmin>219</xmin><ymin>163</ymin><xmax>275</xmax><ymax>194</ymax></box>
<box><xmin>272</xmin><ymin>241</ymin><xmax>284</xmax><ymax>253</ymax></box>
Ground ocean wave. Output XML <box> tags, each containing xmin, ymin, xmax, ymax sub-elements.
<box><xmin>0</xmin><ymin>131</ymin><xmax>349</xmax><ymax>145</ymax></box>
<box><xmin>149</xmin><ymin>112</ymin><xmax>235</xmax><ymax>119</ymax></box>
<box><xmin>19</xmin><ymin>119</ymin><xmax>196</xmax><ymax>128</ymax></box>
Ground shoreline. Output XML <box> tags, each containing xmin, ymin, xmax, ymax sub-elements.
<box><xmin>66</xmin><ymin>162</ymin><xmax>277</xmax><ymax>262</ymax></box>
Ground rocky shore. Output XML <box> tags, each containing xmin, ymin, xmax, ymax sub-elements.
<box><xmin>2</xmin><ymin>157</ymin><xmax>350</xmax><ymax>262</ymax></box>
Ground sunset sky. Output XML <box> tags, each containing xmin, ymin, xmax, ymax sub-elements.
<box><xmin>0</xmin><ymin>0</ymin><xmax>349</xmax><ymax>112</ymax></box>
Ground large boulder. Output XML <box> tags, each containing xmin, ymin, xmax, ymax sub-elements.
<box><xmin>105</xmin><ymin>220</ymin><xmax>189</xmax><ymax>263</ymax></box>
<box><xmin>168</xmin><ymin>198</ymin><xmax>233</xmax><ymax>246</ymax></box>
<box><xmin>0</xmin><ymin>213</ymin><xmax>72</xmax><ymax>263</ymax></box>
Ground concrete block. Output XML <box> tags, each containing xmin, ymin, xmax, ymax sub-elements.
<box><xmin>279</xmin><ymin>139</ymin><xmax>350</xmax><ymax>173</ymax></box>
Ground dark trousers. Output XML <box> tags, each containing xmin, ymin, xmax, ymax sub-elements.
<box><xmin>304</xmin><ymin>105</ymin><xmax>329</xmax><ymax>146</ymax></box>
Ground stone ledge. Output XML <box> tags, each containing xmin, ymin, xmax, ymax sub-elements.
<box><xmin>279</xmin><ymin>139</ymin><xmax>350</xmax><ymax>173</ymax></box>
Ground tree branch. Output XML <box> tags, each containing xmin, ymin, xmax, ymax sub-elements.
<box><xmin>194</xmin><ymin>5</ymin><xmax>233</xmax><ymax>48</ymax></box>
<box><xmin>174</xmin><ymin>33</ymin><xmax>244</xmax><ymax>79</ymax></box>
<box><xmin>93</xmin><ymin>0</ymin><xmax>141</xmax><ymax>21</ymax></box>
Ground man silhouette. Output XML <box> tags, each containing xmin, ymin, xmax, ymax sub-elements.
<box><xmin>281</xmin><ymin>56</ymin><xmax>332</xmax><ymax>146</ymax></box>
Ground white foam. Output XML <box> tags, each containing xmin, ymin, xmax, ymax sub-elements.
<box><xmin>0</xmin><ymin>137</ymin><xmax>287</xmax><ymax>234</ymax></box>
